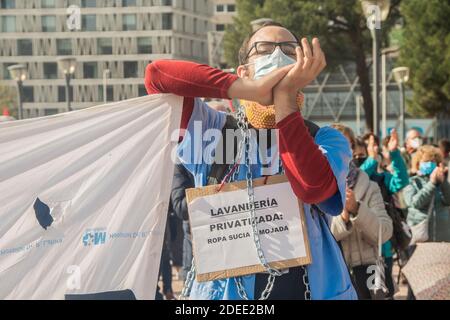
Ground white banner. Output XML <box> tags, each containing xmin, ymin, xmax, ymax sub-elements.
<box><xmin>0</xmin><ymin>94</ymin><xmax>182</xmax><ymax>300</ymax></box>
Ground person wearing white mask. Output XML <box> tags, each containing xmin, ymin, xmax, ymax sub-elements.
<box><xmin>402</xmin><ymin>129</ymin><xmax>423</xmax><ymax>175</ymax></box>
<box><xmin>145</xmin><ymin>21</ymin><xmax>356</xmax><ymax>300</ymax></box>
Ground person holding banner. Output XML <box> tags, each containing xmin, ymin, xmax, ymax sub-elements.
<box><xmin>145</xmin><ymin>21</ymin><xmax>357</xmax><ymax>300</ymax></box>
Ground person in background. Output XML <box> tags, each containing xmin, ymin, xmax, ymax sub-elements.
<box><xmin>358</xmin><ymin>129</ymin><xmax>409</xmax><ymax>298</ymax></box>
<box><xmin>404</xmin><ymin>145</ymin><xmax>450</xmax><ymax>242</ymax></box>
<box><xmin>330</xmin><ymin>124</ymin><xmax>393</xmax><ymax>300</ymax></box>
<box><xmin>170</xmin><ymin>163</ymin><xmax>195</xmax><ymax>282</ymax></box>
<box><xmin>401</xmin><ymin>129</ymin><xmax>423</xmax><ymax>175</ymax></box>
<box><xmin>438</xmin><ymin>139</ymin><xmax>450</xmax><ymax>167</ymax></box>
<box><xmin>157</xmin><ymin>219</ymin><xmax>176</xmax><ymax>300</ymax></box>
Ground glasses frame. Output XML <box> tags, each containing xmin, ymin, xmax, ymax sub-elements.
<box><xmin>243</xmin><ymin>41</ymin><xmax>299</xmax><ymax>63</ymax></box>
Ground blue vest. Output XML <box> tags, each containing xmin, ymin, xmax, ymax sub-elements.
<box><xmin>178</xmin><ymin>99</ymin><xmax>357</xmax><ymax>300</ymax></box>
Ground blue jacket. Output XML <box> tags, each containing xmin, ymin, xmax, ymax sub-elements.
<box><xmin>178</xmin><ymin>99</ymin><xmax>357</xmax><ymax>300</ymax></box>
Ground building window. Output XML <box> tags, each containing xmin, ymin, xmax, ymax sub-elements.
<box><xmin>216</xmin><ymin>4</ymin><xmax>224</xmax><ymax>12</ymax></box>
<box><xmin>41</xmin><ymin>16</ymin><xmax>56</xmax><ymax>32</ymax></box>
<box><xmin>122</xmin><ymin>14</ymin><xmax>136</xmax><ymax>31</ymax></box>
<box><xmin>81</xmin><ymin>0</ymin><xmax>96</xmax><ymax>7</ymax></box>
<box><xmin>1</xmin><ymin>16</ymin><xmax>16</xmax><ymax>32</ymax></box>
<box><xmin>58</xmin><ymin>86</ymin><xmax>66</xmax><ymax>102</ymax></box>
<box><xmin>227</xmin><ymin>4</ymin><xmax>236</xmax><ymax>12</ymax></box>
<box><xmin>122</xmin><ymin>0</ymin><xmax>136</xmax><ymax>6</ymax></box>
<box><xmin>216</xmin><ymin>24</ymin><xmax>225</xmax><ymax>32</ymax></box>
<box><xmin>3</xmin><ymin>63</ymin><xmax>15</xmax><ymax>79</ymax></box>
<box><xmin>83</xmin><ymin>62</ymin><xmax>98</xmax><ymax>79</ymax></box>
<box><xmin>44</xmin><ymin>108</ymin><xmax>58</xmax><ymax>116</ymax></box>
<box><xmin>41</xmin><ymin>0</ymin><xmax>55</xmax><ymax>8</ymax></box>
<box><xmin>97</xmin><ymin>38</ymin><xmax>112</xmax><ymax>54</ymax></box>
<box><xmin>43</xmin><ymin>62</ymin><xmax>58</xmax><ymax>79</ymax></box>
<box><xmin>22</xmin><ymin>86</ymin><xmax>34</xmax><ymax>103</ymax></box>
<box><xmin>190</xmin><ymin>40</ymin><xmax>194</xmax><ymax>56</ymax></box>
<box><xmin>56</xmin><ymin>39</ymin><xmax>72</xmax><ymax>55</ymax></box>
<box><xmin>182</xmin><ymin>15</ymin><xmax>186</xmax><ymax>32</ymax></box>
<box><xmin>1</xmin><ymin>0</ymin><xmax>15</xmax><ymax>9</ymax></box>
<box><xmin>138</xmin><ymin>84</ymin><xmax>147</xmax><ymax>96</ymax></box>
<box><xmin>161</xmin><ymin>0</ymin><xmax>172</xmax><ymax>5</ymax></box>
<box><xmin>17</xmin><ymin>39</ymin><xmax>33</xmax><ymax>56</ymax></box>
<box><xmin>137</xmin><ymin>37</ymin><xmax>152</xmax><ymax>54</ymax></box>
<box><xmin>193</xmin><ymin>18</ymin><xmax>197</xmax><ymax>34</ymax></box>
<box><xmin>106</xmin><ymin>85</ymin><xmax>114</xmax><ymax>102</ymax></box>
<box><xmin>123</xmin><ymin>61</ymin><xmax>138</xmax><ymax>78</ymax></box>
<box><xmin>162</xmin><ymin>13</ymin><xmax>172</xmax><ymax>30</ymax></box>
<box><xmin>82</xmin><ymin>15</ymin><xmax>96</xmax><ymax>31</ymax></box>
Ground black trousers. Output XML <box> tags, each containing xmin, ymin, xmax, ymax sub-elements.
<box><xmin>351</xmin><ymin>265</ymin><xmax>372</xmax><ymax>300</ymax></box>
<box><xmin>254</xmin><ymin>267</ymin><xmax>307</xmax><ymax>300</ymax></box>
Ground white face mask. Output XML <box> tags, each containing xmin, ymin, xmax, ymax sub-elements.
<box><xmin>409</xmin><ymin>137</ymin><xmax>422</xmax><ymax>150</ymax></box>
<box><xmin>246</xmin><ymin>47</ymin><xmax>296</xmax><ymax>80</ymax></box>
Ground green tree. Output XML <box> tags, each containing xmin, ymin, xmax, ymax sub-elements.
<box><xmin>224</xmin><ymin>0</ymin><xmax>401</xmax><ymax>131</ymax></box>
<box><xmin>0</xmin><ymin>85</ymin><xmax>17</xmax><ymax>118</ymax></box>
<box><xmin>399</xmin><ymin>0</ymin><xmax>450</xmax><ymax>116</ymax></box>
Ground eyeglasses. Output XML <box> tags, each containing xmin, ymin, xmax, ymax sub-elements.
<box><xmin>244</xmin><ymin>41</ymin><xmax>299</xmax><ymax>62</ymax></box>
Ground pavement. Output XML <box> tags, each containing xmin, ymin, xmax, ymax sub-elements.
<box><xmin>159</xmin><ymin>262</ymin><xmax>408</xmax><ymax>300</ymax></box>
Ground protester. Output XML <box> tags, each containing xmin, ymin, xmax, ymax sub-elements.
<box><xmin>330</xmin><ymin>124</ymin><xmax>393</xmax><ymax>300</ymax></box>
<box><xmin>404</xmin><ymin>145</ymin><xmax>450</xmax><ymax>242</ymax></box>
<box><xmin>157</xmin><ymin>221</ymin><xmax>176</xmax><ymax>300</ymax></box>
<box><xmin>357</xmin><ymin>130</ymin><xmax>409</xmax><ymax>298</ymax></box>
<box><xmin>170</xmin><ymin>163</ymin><xmax>195</xmax><ymax>281</ymax></box>
<box><xmin>402</xmin><ymin>129</ymin><xmax>423</xmax><ymax>175</ymax></box>
<box><xmin>145</xmin><ymin>21</ymin><xmax>357</xmax><ymax>300</ymax></box>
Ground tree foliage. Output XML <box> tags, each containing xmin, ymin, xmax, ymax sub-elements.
<box><xmin>224</xmin><ymin>0</ymin><xmax>401</xmax><ymax>131</ymax></box>
<box><xmin>399</xmin><ymin>0</ymin><xmax>450</xmax><ymax>116</ymax></box>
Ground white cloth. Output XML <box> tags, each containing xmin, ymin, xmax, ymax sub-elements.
<box><xmin>0</xmin><ymin>94</ymin><xmax>182</xmax><ymax>299</ymax></box>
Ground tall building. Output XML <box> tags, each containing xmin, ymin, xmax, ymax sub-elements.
<box><xmin>0</xmin><ymin>0</ymin><xmax>212</xmax><ymax>117</ymax></box>
<box><xmin>208</xmin><ymin>0</ymin><xmax>235</xmax><ymax>68</ymax></box>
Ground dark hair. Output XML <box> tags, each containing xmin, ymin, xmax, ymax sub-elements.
<box><xmin>439</xmin><ymin>139</ymin><xmax>450</xmax><ymax>153</ymax></box>
<box><xmin>355</xmin><ymin>138</ymin><xmax>367</xmax><ymax>149</ymax></box>
<box><xmin>238</xmin><ymin>21</ymin><xmax>300</xmax><ymax>65</ymax></box>
<box><xmin>361</xmin><ymin>132</ymin><xmax>380</xmax><ymax>146</ymax></box>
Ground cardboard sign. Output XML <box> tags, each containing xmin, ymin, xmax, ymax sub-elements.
<box><xmin>186</xmin><ymin>175</ymin><xmax>311</xmax><ymax>282</ymax></box>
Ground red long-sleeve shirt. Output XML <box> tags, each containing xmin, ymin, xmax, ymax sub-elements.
<box><xmin>144</xmin><ymin>60</ymin><xmax>338</xmax><ymax>204</ymax></box>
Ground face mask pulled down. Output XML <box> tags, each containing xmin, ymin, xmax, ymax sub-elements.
<box><xmin>241</xmin><ymin>48</ymin><xmax>304</xmax><ymax>129</ymax></box>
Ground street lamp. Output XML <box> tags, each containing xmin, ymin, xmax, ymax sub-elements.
<box><xmin>360</xmin><ymin>0</ymin><xmax>390</xmax><ymax>137</ymax></box>
<box><xmin>57</xmin><ymin>56</ymin><xmax>77</xmax><ymax>112</ymax></box>
<box><xmin>7</xmin><ymin>64</ymin><xmax>27</xmax><ymax>120</ymax></box>
<box><xmin>392</xmin><ymin>66</ymin><xmax>410</xmax><ymax>144</ymax></box>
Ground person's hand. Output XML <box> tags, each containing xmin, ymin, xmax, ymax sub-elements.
<box><xmin>345</xmin><ymin>187</ymin><xmax>359</xmax><ymax>216</ymax></box>
<box><xmin>341</xmin><ymin>208</ymin><xmax>350</xmax><ymax>223</ymax></box>
<box><xmin>227</xmin><ymin>64</ymin><xmax>294</xmax><ymax>106</ymax></box>
<box><xmin>388</xmin><ymin>129</ymin><xmax>399</xmax><ymax>152</ymax></box>
<box><xmin>367</xmin><ymin>135</ymin><xmax>379</xmax><ymax>159</ymax></box>
<box><xmin>274</xmin><ymin>38</ymin><xmax>326</xmax><ymax>95</ymax></box>
<box><xmin>430</xmin><ymin>163</ymin><xmax>446</xmax><ymax>184</ymax></box>
<box><xmin>273</xmin><ymin>38</ymin><xmax>326</xmax><ymax>122</ymax></box>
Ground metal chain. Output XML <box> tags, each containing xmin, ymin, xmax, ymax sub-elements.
<box><xmin>302</xmin><ymin>266</ymin><xmax>312</xmax><ymax>300</ymax></box>
<box><xmin>180</xmin><ymin>104</ymin><xmax>311</xmax><ymax>300</ymax></box>
<box><xmin>179</xmin><ymin>258</ymin><xmax>196</xmax><ymax>300</ymax></box>
<box><xmin>233</xmin><ymin>104</ymin><xmax>283</xmax><ymax>300</ymax></box>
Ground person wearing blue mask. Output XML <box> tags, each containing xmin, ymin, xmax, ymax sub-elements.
<box><xmin>145</xmin><ymin>21</ymin><xmax>356</xmax><ymax>300</ymax></box>
<box><xmin>404</xmin><ymin>145</ymin><xmax>450</xmax><ymax>243</ymax></box>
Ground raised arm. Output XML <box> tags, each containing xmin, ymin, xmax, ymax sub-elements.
<box><xmin>145</xmin><ymin>60</ymin><xmax>292</xmax><ymax>133</ymax></box>
<box><xmin>277</xmin><ymin>113</ymin><xmax>339</xmax><ymax>204</ymax></box>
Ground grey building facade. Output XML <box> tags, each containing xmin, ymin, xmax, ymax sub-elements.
<box><xmin>0</xmin><ymin>0</ymin><xmax>212</xmax><ymax>117</ymax></box>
